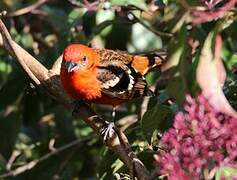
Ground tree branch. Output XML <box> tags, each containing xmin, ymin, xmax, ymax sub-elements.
<box><xmin>6</xmin><ymin>0</ymin><xmax>49</xmax><ymax>17</ymax></box>
<box><xmin>0</xmin><ymin>18</ymin><xmax>149</xmax><ymax>179</ymax></box>
<box><xmin>0</xmin><ymin>135</ymin><xmax>95</xmax><ymax>178</ymax></box>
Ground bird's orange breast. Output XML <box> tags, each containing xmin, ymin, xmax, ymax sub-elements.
<box><xmin>61</xmin><ymin>69</ymin><xmax>126</xmax><ymax>106</ymax></box>
<box><xmin>60</xmin><ymin>68</ymin><xmax>102</xmax><ymax>101</ymax></box>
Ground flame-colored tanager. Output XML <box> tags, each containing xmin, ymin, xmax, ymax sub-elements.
<box><xmin>60</xmin><ymin>44</ymin><xmax>162</xmax><ymax>140</ymax></box>
<box><xmin>60</xmin><ymin>44</ymin><xmax>162</xmax><ymax>106</ymax></box>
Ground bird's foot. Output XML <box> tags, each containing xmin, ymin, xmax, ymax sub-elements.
<box><xmin>101</xmin><ymin>122</ymin><xmax>117</xmax><ymax>142</ymax></box>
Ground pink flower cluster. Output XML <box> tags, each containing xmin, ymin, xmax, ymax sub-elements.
<box><xmin>201</xmin><ymin>0</ymin><xmax>224</xmax><ymax>9</ymax></box>
<box><xmin>155</xmin><ymin>95</ymin><xmax>237</xmax><ymax>179</ymax></box>
<box><xmin>191</xmin><ymin>0</ymin><xmax>237</xmax><ymax>24</ymax></box>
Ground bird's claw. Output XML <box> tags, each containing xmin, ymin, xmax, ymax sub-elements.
<box><xmin>101</xmin><ymin>122</ymin><xmax>116</xmax><ymax>142</ymax></box>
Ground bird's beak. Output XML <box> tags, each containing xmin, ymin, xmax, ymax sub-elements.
<box><xmin>65</xmin><ymin>61</ymin><xmax>78</xmax><ymax>73</ymax></box>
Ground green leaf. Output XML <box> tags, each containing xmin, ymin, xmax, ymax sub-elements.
<box><xmin>0</xmin><ymin>61</ymin><xmax>12</xmax><ymax>74</ymax></box>
<box><xmin>0</xmin><ymin>70</ymin><xmax>26</xmax><ymax>110</ymax></box>
<box><xmin>226</xmin><ymin>53</ymin><xmax>237</xmax><ymax>70</ymax></box>
<box><xmin>21</xmin><ymin>33</ymin><xmax>34</xmax><ymax>48</ymax></box>
<box><xmin>96</xmin><ymin>9</ymin><xmax>115</xmax><ymax>24</ymax></box>
<box><xmin>0</xmin><ymin>111</ymin><xmax>22</xmax><ymax>158</ymax></box>
<box><xmin>68</xmin><ymin>9</ymin><xmax>83</xmax><ymax>24</ymax></box>
<box><xmin>164</xmin><ymin>25</ymin><xmax>186</xmax><ymax>70</ymax></box>
<box><xmin>127</xmin><ymin>23</ymin><xmax>162</xmax><ymax>53</ymax></box>
<box><xmin>215</xmin><ymin>166</ymin><xmax>237</xmax><ymax>180</ymax></box>
<box><xmin>111</xmin><ymin>159</ymin><xmax>124</xmax><ymax>173</ymax></box>
<box><xmin>90</xmin><ymin>20</ymin><xmax>114</xmax><ymax>39</ymax></box>
<box><xmin>82</xmin><ymin>11</ymin><xmax>96</xmax><ymax>37</ymax></box>
<box><xmin>22</xmin><ymin>92</ymin><xmax>44</xmax><ymax>125</ymax></box>
<box><xmin>165</xmin><ymin>25</ymin><xmax>189</xmax><ymax>105</ymax></box>
<box><xmin>166</xmin><ymin>75</ymin><xmax>186</xmax><ymax>105</ymax></box>
<box><xmin>41</xmin><ymin>6</ymin><xmax>68</xmax><ymax>32</ymax></box>
<box><xmin>96</xmin><ymin>9</ymin><xmax>115</xmax><ymax>37</ymax></box>
<box><xmin>137</xmin><ymin>150</ymin><xmax>155</xmax><ymax>171</ymax></box>
<box><xmin>111</xmin><ymin>0</ymin><xmax>147</xmax><ymax>10</ymax></box>
<box><xmin>142</xmin><ymin>105</ymin><xmax>172</xmax><ymax>143</ymax></box>
<box><xmin>98</xmin><ymin>150</ymin><xmax>118</xmax><ymax>179</ymax></box>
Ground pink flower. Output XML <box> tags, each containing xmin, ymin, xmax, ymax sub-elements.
<box><xmin>155</xmin><ymin>94</ymin><xmax>237</xmax><ymax>179</ymax></box>
<box><xmin>191</xmin><ymin>0</ymin><xmax>237</xmax><ymax>24</ymax></box>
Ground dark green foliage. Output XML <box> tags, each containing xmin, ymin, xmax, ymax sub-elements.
<box><xmin>0</xmin><ymin>0</ymin><xmax>237</xmax><ymax>179</ymax></box>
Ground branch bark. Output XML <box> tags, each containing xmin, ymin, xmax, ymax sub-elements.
<box><xmin>6</xmin><ymin>0</ymin><xmax>49</xmax><ymax>17</ymax></box>
<box><xmin>0</xmin><ymin>18</ymin><xmax>149</xmax><ymax>179</ymax></box>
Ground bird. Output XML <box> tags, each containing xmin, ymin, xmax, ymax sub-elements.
<box><xmin>60</xmin><ymin>44</ymin><xmax>163</xmax><ymax>140</ymax></box>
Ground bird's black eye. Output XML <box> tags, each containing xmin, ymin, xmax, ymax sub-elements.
<box><xmin>82</xmin><ymin>56</ymin><xmax>87</xmax><ymax>62</ymax></box>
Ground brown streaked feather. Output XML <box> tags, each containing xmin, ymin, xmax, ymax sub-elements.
<box><xmin>94</xmin><ymin>48</ymin><xmax>158</xmax><ymax>100</ymax></box>
<box><xmin>94</xmin><ymin>49</ymin><xmax>133</xmax><ymax>65</ymax></box>
<box><xmin>94</xmin><ymin>48</ymin><xmax>162</xmax><ymax>75</ymax></box>
<box><xmin>97</xmin><ymin>65</ymin><xmax>127</xmax><ymax>90</ymax></box>
<box><xmin>97</xmin><ymin>64</ymin><xmax>133</xmax><ymax>99</ymax></box>
<box><xmin>125</xmin><ymin>76</ymin><xmax>154</xmax><ymax>99</ymax></box>
<box><xmin>101</xmin><ymin>78</ymin><xmax>149</xmax><ymax>100</ymax></box>
<box><xmin>97</xmin><ymin>64</ymin><xmax>153</xmax><ymax>100</ymax></box>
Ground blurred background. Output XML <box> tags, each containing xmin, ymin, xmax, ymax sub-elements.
<box><xmin>0</xmin><ymin>0</ymin><xmax>165</xmax><ymax>179</ymax></box>
<box><xmin>0</xmin><ymin>0</ymin><xmax>237</xmax><ymax>179</ymax></box>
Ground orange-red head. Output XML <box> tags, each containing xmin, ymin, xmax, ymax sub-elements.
<box><xmin>62</xmin><ymin>44</ymin><xmax>99</xmax><ymax>72</ymax></box>
<box><xmin>60</xmin><ymin>44</ymin><xmax>102</xmax><ymax>101</ymax></box>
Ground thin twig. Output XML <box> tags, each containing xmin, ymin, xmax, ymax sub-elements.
<box><xmin>140</xmin><ymin>97</ymin><xmax>151</xmax><ymax>119</ymax></box>
<box><xmin>67</xmin><ymin>0</ymin><xmax>99</xmax><ymax>11</ymax></box>
<box><xmin>67</xmin><ymin>0</ymin><xmax>84</xmax><ymax>8</ymax></box>
<box><xmin>0</xmin><ymin>136</ymin><xmax>94</xmax><ymax>178</ymax></box>
<box><xmin>7</xmin><ymin>0</ymin><xmax>49</xmax><ymax>17</ymax></box>
<box><xmin>6</xmin><ymin>150</ymin><xmax>21</xmax><ymax>171</ymax></box>
<box><xmin>178</xmin><ymin>0</ymin><xmax>192</xmax><ymax>10</ymax></box>
<box><xmin>128</xmin><ymin>12</ymin><xmax>173</xmax><ymax>38</ymax></box>
<box><xmin>53</xmin><ymin>146</ymin><xmax>78</xmax><ymax>178</ymax></box>
<box><xmin>117</xmin><ymin>114</ymin><xmax>138</xmax><ymax>132</ymax></box>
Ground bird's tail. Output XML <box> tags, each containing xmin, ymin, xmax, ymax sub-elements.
<box><xmin>132</xmin><ymin>50</ymin><xmax>166</xmax><ymax>76</ymax></box>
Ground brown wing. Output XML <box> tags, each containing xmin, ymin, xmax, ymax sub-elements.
<box><xmin>94</xmin><ymin>48</ymin><xmax>163</xmax><ymax>75</ymax></box>
<box><xmin>95</xmin><ymin>49</ymin><xmax>153</xmax><ymax>100</ymax></box>
<box><xmin>94</xmin><ymin>48</ymin><xmax>133</xmax><ymax>66</ymax></box>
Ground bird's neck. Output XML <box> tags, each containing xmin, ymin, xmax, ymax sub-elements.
<box><xmin>65</xmin><ymin>69</ymin><xmax>102</xmax><ymax>101</ymax></box>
